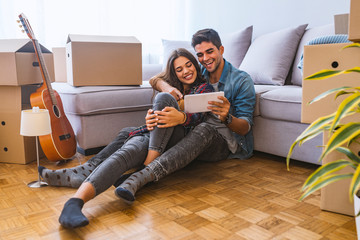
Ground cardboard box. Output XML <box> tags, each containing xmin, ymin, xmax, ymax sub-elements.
<box><xmin>66</xmin><ymin>34</ymin><xmax>142</xmax><ymax>86</ymax></box>
<box><xmin>320</xmin><ymin>134</ymin><xmax>359</xmax><ymax>216</ymax></box>
<box><xmin>52</xmin><ymin>47</ymin><xmax>67</xmax><ymax>82</ymax></box>
<box><xmin>301</xmin><ymin>43</ymin><xmax>360</xmax><ymax>123</ymax></box>
<box><xmin>0</xmin><ymin>85</ymin><xmax>44</xmax><ymax>164</ymax></box>
<box><xmin>334</xmin><ymin>13</ymin><xmax>349</xmax><ymax>34</ymax></box>
<box><xmin>349</xmin><ymin>0</ymin><xmax>360</xmax><ymax>42</ymax></box>
<box><xmin>0</xmin><ymin>39</ymin><xmax>55</xmax><ymax>86</ymax></box>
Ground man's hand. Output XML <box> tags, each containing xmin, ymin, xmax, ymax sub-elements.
<box><xmin>154</xmin><ymin>107</ymin><xmax>185</xmax><ymax>128</ymax></box>
<box><xmin>161</xmin><ymin>85</ymin><xmax>183</xmax><ymax>101</ymax></box>
<box><xmin>155</xmin><ymin>79</ymin><xmax>183</xmax><ymax>100</ymax></box>
<box><xmin>208</xmin><ymin>96</ymin><xmax>230</xmax><ymax>122</ymax></box>
<box><xmin>145</xmin><ymin>109</ymin><xmax>158</xmax><ymax>131</ymax></box>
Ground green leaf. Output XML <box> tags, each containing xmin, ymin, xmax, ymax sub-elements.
<box><xmin>305</xmin><ymin>69</ymin><xmax>342</xmax><ymax>80</ymax></box>
<box><xmin>286</xmin><ymin>114</ymin><xmax>334</xmax><ymax>169</ymax></box>
<box><xmin>302</xmin><ymin>159</ymin><xmax>352</xmax><ymax>191</ymax></box>
<box><xmin>309</xmin><ymin>86</ymin><xmax>354</xmax><ymax>104</ymax></box>
<box><xmin>297</xmin><ymin>114</ymin><xmax>334</xmax><ymax>140</ymax></box>
<box><xmin>335</xmin><ymin>90</ymin><xmax>356</xmax><ymax>99</ymax></box>
<box><xmin>344</xmin><ymin>67</ymin><xmax>360</xmax><ymax>74</ymax></box>
<box><xmin>343</xmin><ymin>43</ymin><xmax>360</xmax><ymax>49</ymax></box>
<box><xmin>330</xmin><ymin>93</ymin><xmax>360</xmax><ymax>132</ymax></box>
<box><xmin>321</xmin><ymin>123</ymin><xmax>360</xmax><ymax>161</ymax></box>
<box><xmin>336</xmin><ymin>147</ymin><xmax>360</xmax><ymax>164</ymax></box>
<box><xmin>350</xmin><ymin>165</ymin><xmax>360</xmax><ymax>201</ymax></box>
<box><xmin>300</xmin><ymin>173</ymin><xmax>353</xmax><ymax>201</ymax></box>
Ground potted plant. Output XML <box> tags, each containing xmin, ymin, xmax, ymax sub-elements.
<box><xmin>286</xmin><ymin>43</ymin><xmax>360</xmax><ymax>219</ymax></box>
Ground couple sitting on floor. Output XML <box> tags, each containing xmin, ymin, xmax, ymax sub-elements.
<box><xmin>39</xmin><ymin>28</ymin><xmax>256</xmax><ymax>228</ymax></box>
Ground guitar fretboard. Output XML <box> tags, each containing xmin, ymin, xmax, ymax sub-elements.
<box><xmin>32</xmin><ymin>39</ymin><xmax>58</xmax><ymax>106</ymax></box>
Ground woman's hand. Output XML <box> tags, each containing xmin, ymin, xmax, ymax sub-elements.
<box><xmin>154</xmin><ymin>107</ymin><xmax>185</xmax><ymax>128</ymax></box>
<box><xmin>145</xmin><ymin>109</ymin><xmax>158</xmax><ymax>131</ymax></box>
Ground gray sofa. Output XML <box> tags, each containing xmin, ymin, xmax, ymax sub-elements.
<box><xmin>52</xmin><ymin>23</ymin><xmax>335</xmax><ymax>164</ymax></box>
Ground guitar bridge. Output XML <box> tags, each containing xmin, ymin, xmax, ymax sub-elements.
<box><xmin>59</xmin><ymin>134</ymin><xmax>71</xmax><ymax>141</ymax></box>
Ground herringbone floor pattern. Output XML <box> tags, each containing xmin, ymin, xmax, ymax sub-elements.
<box><xmin>0</xmin><ymin>152</ymin><xmax>356</xmax><ymax>239</ymax></box>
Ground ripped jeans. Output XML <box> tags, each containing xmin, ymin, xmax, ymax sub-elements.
<box><xmin>148</xmin><ymin>122</ymin><xmax>231</xmax><ymax>181</ymax></box>
<box><xmin>84</xmin><ymin>92</ymin><xmax>186</xmax><ymax>196</ymax></box>
<box><xmin>148</xmin><ymin>92</ymin><xmax>186</xmax><ymax>154</ymax></box>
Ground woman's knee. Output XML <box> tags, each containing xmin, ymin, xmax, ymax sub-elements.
<box><xmin>153</xmin><ymin>93</ymin><xmax>178</xmax><ymax>109</ymax></box>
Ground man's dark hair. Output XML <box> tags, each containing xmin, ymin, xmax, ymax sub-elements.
<box><xmin>191</xmin><ymin>28</ymin><xmax>222</xmax><ymax>49</ymax></box>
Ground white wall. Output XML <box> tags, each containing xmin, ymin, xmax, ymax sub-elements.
<box><xmin>0</xmin><ymin>0</ymin><xmax>351</xmax><ymax>63</ymax></box>
<box><xmin>181</xmin><ymin>0</ymin><xmax>350</xmax><ymax>40</ymax></box>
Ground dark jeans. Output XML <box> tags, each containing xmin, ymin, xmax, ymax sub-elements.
<box><xmin>148</xmin><ymin>122</ymin><xmax>231</xmax><ymax>181</ymax></box>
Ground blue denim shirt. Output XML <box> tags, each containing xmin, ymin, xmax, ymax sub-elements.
<box><xmin>201</xmin><ymin>59</ymin><xmax>256</xmax><ymax>159</ymax></box>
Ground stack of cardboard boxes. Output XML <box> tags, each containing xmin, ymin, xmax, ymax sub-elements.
<box><xmin>301</xmin><ymin>0</ymin><xmax>360</xmax><ymax>216</ymax></box>
<box><xmin>1</xmin><ymin>34</ymin><xmax>143</xmax><ymax>163</ymax></box>
<box><xmin>0</xmin><ymin>39</ymin><xmax>54</xmax><ymax>164</ymax></box>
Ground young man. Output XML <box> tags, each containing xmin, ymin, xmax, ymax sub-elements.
<box><xmin>114</xmin><ymin>28</ymin><xmax>256</xmax><ymax>202</ymax></box>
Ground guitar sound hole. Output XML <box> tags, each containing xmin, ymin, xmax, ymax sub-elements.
<box><xmin>1</xmin><ymin>121</ymin><xmax>5</xmax><ymax>126</ymax></box>
<box><xmin>4</xmin><ymin>147</ymin><xmax>8</xmax><ymax>152</ymax></box>
<box><xmin>53</xmin><ymin>105</ymin><xmax>61</xmax><ymax>118</ymax></box>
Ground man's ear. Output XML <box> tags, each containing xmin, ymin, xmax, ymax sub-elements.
<box><xmin>219</xmin><ymin>45</ymin><xmax>224</xmax><ymax>55</ymax></box>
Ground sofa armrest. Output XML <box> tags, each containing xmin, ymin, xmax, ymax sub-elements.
<box><xmin>142</xmin><ymin>64</ymin><xmax>162</xmax><ymax>82</ymax></box>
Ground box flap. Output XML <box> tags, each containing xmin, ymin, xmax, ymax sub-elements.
<box><xmin>0</xmin><ymin>39</ymin><xmax>51</xmax><ymax>53</ymax></box>
<box><xmin>67</xmin><ymin>34</ymin><xmax>140</xmax><ymax>44</ymax></box>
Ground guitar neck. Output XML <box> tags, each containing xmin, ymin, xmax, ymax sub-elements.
<box><xmin>32</xmin><ymin>39</ymin><xmax>58</xmax><ymax>106</ymax></box>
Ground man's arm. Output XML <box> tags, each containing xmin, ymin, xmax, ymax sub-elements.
<box><xmin>208</xmin><ymin>96</ymin><xmax>250</xmax><ymax>136</ymax></box>
<box><xmin>149</xmin><ymin>74</ymin><xmax>183</xmax><ymax>100</ymax></box>
<box><xmin>225</xmin><ymin>116</ymin><xmax>250</xmax><ymax>136</ymax></box>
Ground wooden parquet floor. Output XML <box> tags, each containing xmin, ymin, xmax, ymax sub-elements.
<box><xmin>0</xmin><ymin>151</ymin><xmax>357</xmax><ymax>240</ymax></box>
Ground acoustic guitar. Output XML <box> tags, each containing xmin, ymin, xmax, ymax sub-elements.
<box><xmin>18</xmin><ymin>13</ymin><xmax>76</xmax><ymax>161</ymax></box>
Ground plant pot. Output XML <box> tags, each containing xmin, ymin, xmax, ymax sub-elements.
<box><xmin>354</xmin><ymin>193</ymin><xmax>360</xmax><ymax>238</ymax></box>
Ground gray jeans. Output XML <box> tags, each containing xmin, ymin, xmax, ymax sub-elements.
<box><xmin>148</xmin><ymin>122</ymin><xmax>231</xmax><ymax>181</ymax></box>
<box><xmin>84</xmin><ymin>93</ymin><xmax>186</xmax><ymax>196</ymax></box>
<box><xmin>149</xmin><ymin>92</ymin><xmax>186</xmax><ymax>153</ymax></box>
<box><xmin>85</xmin><ymin>133</ymin><xmax>150</xmax><ymax>196</ymax></box>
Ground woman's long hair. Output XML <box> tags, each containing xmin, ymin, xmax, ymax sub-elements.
<box><xmin>160</xmin><ymin>48</ymin><xmax>205</xmax><ymax>94</ymax></box>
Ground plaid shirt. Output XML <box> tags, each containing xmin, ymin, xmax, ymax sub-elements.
<box><xmin>129</xmin><ymin>83</ymin><xmax>214</xmax><ymax>136</ymax></box>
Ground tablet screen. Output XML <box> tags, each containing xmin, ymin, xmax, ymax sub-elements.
<box><xmin>184</xmin><ymin>92</ymin><xmax>224</xmax><ymax>113</ymax></box>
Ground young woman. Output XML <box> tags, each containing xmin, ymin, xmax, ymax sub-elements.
<box><xmin>40</xmin><ymin>48</ymin><xmax>214</xmax><ymax>228</ymax></box>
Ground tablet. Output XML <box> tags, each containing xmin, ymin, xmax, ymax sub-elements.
<box><xmin>184</xmin><ymin>92</ymin><xmax>224</xmax><ymax>113</ymax></box>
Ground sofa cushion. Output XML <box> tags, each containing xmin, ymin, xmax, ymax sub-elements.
<box><xmin>239</xmin><ymin>24</ymin><xmax>308</xmax><ymax>86</ymax></box>
<box><xmin>258</xmin><ymin>86</ymin><xmax>302</xmax><ymax>122</ymax></box>
<box><xmin>52</xmin><ymin>82</ymin><xmax>154</xmax><ymax>115</ymax></box>
<box><xmin>221</xmin><ymin>25</ymin><xmax>253</xmax><ymax>68</ymax></box>
<box><xmin>254</xmin><ymin>85</ymin><xmax>283</xmax><ymax>117</ymax></box>
<box><xmin>143</xmin><ymin>63</ymin><xmax>162</xmax><ymax>81</ymax></box>
<box><xmin>161</xmin><ymin>25</ymin><xmax>253</xmax><ymax>69</ymax></box>
<box><xmin>291</xmin><ymin>24</ymin><xmax>334</xmax><ymax>86</ymax></box>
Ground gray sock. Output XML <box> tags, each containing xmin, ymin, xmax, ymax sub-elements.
<box><xmin>115</xmin><ymin>166</ymin><xmax>155</xmax><ymax>202</ymax></box>
<box><xmin>39</xmin><ymin>161</ymin><xmax>97</xmax><ymax>188</ymax></box>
